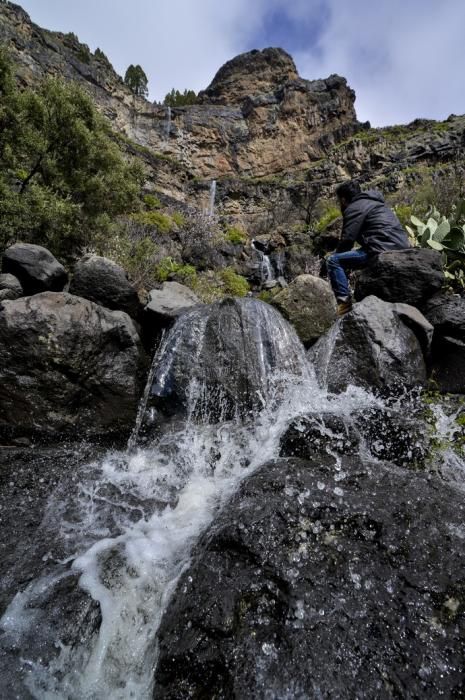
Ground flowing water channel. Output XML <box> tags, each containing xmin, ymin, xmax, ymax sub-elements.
<box><xmin>0</xmin><ymin>300</ymin><xmax>463</xmax><ymax>699</ymax></box>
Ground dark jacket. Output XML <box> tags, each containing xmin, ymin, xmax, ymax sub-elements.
<box><xmin>336</xmin><ymin>190</ymin><xmax>410</xmax><ymax>255</ymax></box>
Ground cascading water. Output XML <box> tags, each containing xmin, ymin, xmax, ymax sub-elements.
<box><xmin>1</xmin><ymin>298</ymin><xmax>463</xmax><ymax>699</ymax></box>
<box><xmin>251</xmin><ymin>240</ymin><xmax>277</xmax><ymax>286</ymax></box>
<box><xmin>164</xmin><ymin>106</ymin><xmax>171</xmax><ymax>141</ymax></box>
<box><xmin>208</xmin><ymin>179</ymin><xmax>216</xmax><ymax>217</ymax></box>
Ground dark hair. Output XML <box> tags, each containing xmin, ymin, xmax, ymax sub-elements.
<box><xmin>336</xmin><ymin>180</ymin><xmax>361</xmax><ymax>203</ymax></box>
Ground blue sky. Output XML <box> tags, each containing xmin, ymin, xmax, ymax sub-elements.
<box><xmin>16</xmin><ymin>0</ymin><xmax>465</xmax><ymax>126</ymax></box>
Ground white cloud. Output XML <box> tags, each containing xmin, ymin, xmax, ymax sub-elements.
<box><xmin>16</xmin><ymin>0</ymin><xmax>465</xmax><ymax>125</ymax></box>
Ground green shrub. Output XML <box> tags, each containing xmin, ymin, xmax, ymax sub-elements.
<box><xmin>163</xmin><ymin>89</ymin><xmax>198</xmax><ymax>107</ymax></box>
<box><xmin>219</xmin><ymin>268</ymin><xmax>250</xmax><ymax>296</ymax></box>
<box><xmin>154</xmin><ymin>257</ymin><xmax>197</xmax><ymax>284</ymax></box>
<box><xmin>0</xmin><ymin>47</ymin><xmax>143</xmax><ymax>260</ymax></box>
<box><xmin>171</xmin><ymin>211</ymin><xmax>186</xmax><ymax>228</ymax></box>
<box><xmin>394</xmin><ymin>204</ymin><xmax>413</xmax><ymax>227</ymax></box>
<box><xmin>225</xmin><ymin>226</ymin><xmax>247</xmax><ymax>245</ymax></box>
<box><xmin>130</xmin><ymin>211</ymin><xmax>174</xmax><ymax>233</ymax></box>
<box><xmin>314</xmin><ymin>203</ymin><xmax>341</xmax><ymax>233</ymax></box>
<box><xmin>143</xmin><ymin>194</ymin><xmax>161</xmax><ymax>209</ymax></box>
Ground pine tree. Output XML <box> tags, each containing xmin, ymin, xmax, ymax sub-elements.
<box><xmin>124</xmin><ymin>64</ymin><xmax>149</xmax><ymax>97</ymax></box>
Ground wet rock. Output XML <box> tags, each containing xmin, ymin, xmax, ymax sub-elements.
<box><xmin>149</xmin><ymin>297</ymin><xmax>307</xmax><ymax>421</ymax></box>
<box><xmin>0</xmin><ymin>273</ymin><xmax>22</xmax><ymax>301</ymax></box>
<box><xmin>69</xmin><ymin>254</ymin><xmax>141</xmax><ymax>320</ymax></box>
<box><xmin>154</xmin><ymin>455</ymin><xmax>465</xmax><ymax>699</ymax></box>
<box><xmin>308</xmin><ymin>296</ymin><xmax>428</xmax><ymax>393</ymax></box>
<box><xmin>354</xmin><ymin>249</ymin><xmax>444</xmax><ymax>307</ymax></box>
<box><xmin>280</xmin><ymin>413</ymin><xmax>358</xmax><ymax>458</ymax></box>
<box><xmin>0</xmin><ymin>292</ymin><xmax>147</xmax><ymax>440</ymax></box>
<box><xmin>423</xmin><ymin>294</ymin><xmax>465</xmax><ymax>393</ymax></box>
<box><xmin>271</xmin><ymin>274</ymin><xmax>337</xmax><ymax>347</ymax></box>
<box><xmin>354</xmin><ymin>405</ymin><xmax>429</xmax><ymax>468</ymax></box>
<box><xmin>2</xmin><ymin>243</ymin><xmax>67</xmax><ymax>295</ymax></box>
<box><xmin>145</xmin><ymin>282</ymin><xmax>201</xmax><ymax>327</ymax></box>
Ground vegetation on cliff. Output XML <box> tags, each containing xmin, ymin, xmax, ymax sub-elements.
<box><xmin>0</xmin><ymin>48</ymin><xmax>144</xmax><ymax>260</ymax></box>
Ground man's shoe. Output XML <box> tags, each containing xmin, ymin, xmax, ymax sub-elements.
<box><xmin>337</xmin><ymin>298</ymin><xmax>352</xmax><ymax>316</ymax></box>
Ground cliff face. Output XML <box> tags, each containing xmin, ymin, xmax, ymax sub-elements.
<box><xmin>0</xmin><ymin>4</ymin><xmax>358</xmax><ymax>180</ymax></box>
<box><xmin>1</xmin><ymin>1</ymin><xmax>464</xmax><ymax>238</ymax></box>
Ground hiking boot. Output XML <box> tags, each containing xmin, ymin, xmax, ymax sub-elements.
<box><xmin>337</xmin><ymin>297</ymin><xmax>352</xmax><ymax>316</ymax></box>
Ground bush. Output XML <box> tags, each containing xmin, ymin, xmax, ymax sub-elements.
<box><xmin>130</xmin><ymin>211</ymin><xmax>174</xmax><ymax>233</ymax></box>
<box><xmin>219</xmin><ymin>268</ymin><xmax>250</xmax><ymax>296</ymax></box>
<box><xmin>225</xmin><ymin>226</ymin><xmax>247</xmax><ymax>245</ymax></box>
<box><xmin>143</xmin><ymin>194</ymin><xmax>161</xmax><ymax>209</ymax></box>
<box><xmin>154</xmin><ymin>256</ymin><xmax>197</xmax><ymax>284</ymax></box>
<box><xmin>0</xmin><ymin>47</ymin><xmax>144</xmax><ymax>260</ymax></box>
<box><xmin>313</xmin><ymin>202</ymin><xmax>341</xmax><ymax>233</ymax></box>
<box><xmin>163</xmin><ymin>89</ymin><xmax>198</xmax><ymax>107</ymax></box>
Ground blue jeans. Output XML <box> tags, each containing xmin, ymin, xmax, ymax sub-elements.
<box><xmin>326</xmin><ymin>250</ymin><xmax>369</xmax><ymax>300</ymax></box>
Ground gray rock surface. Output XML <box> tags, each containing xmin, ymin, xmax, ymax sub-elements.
<box><xmin>423</xmin><ymin>294</ymin><xmax>465</xmax><ymax>393</ymax></box>
<box><xmin>355</xmin><ymin>249</ymin><xmax>444</xmax><ymax>307</ymax></box>
<box><xmin>69</xmin><ymin>254</ymin><xmax>141</xmax><ymax>319</ymax></box>
<box><xmin>154</xmin><ymin>455</ymin><xmax>465</xmax><ymax>699</ymax></box>
<box><xmin>0</xmin><ymin>273</ymin><xmax>23</xmax><ymax>301</ymax></box>
<box><xmin>271</xmin><ymin>274</ymin><xmax>337</xmax><ymax>346</ymax></box>
<box><xmin>0</xmin><ymin>292</ymin><xmax>147</xmax><ymax>439</ymax></box>
<box><xmin>308</xmin><ymin>296</ymin><xmax>429</xmax><ymax>393</ymax></box>
<box><xmin>2</xmin><ymin>243</ymin><xmax>67</xmax><ymax>295</ymax></box>
<box><xmin>145</xmin><ymin>281</ymin><xmax>201</xmax><ymax>326</ymax></box>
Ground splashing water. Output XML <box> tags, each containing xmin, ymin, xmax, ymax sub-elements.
<box><xmin>0</xmin><ymin>300</ymin><xmax>445</xmax><ymax>699</ymax></box>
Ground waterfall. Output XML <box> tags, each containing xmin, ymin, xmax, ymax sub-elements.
<box><xmin>252</xmin><ymin>240</ymin><xmax>276</xmax><ymax>285</ymax></box>
<box><xmin>164</xmin><ymin>106</ymin><xmax>171</xmax><ymax>141</ymax></box>
<box><xmin>208</xmin><ymin>179</ymin><xmax>216</xmax><ymax>217</ymax></box>
<box><xmin>1</xmin><ymin>299</ymin><xmax>450</xmax><ymax>699</ymax></box>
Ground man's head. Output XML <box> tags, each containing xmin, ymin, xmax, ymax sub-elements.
<box><xmin>336</xmin><ymin>180</ymin><xmax>361</xmax><ymax>212</ymax></box>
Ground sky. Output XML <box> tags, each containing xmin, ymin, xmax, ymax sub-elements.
<box><xmin>16</xmin><ymin>0</ymin><xmax>465</xmax><ymax>127</ymax></box>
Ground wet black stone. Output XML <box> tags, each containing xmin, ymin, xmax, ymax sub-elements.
<box><xmin>154</xmin><ymin>455</ymin><xmax>465</xmax><ymax>699</ymax></box>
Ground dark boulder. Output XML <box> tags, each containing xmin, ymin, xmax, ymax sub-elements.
<box><xmin>0</xmin><ymin>292</ymin><xmax>147</xmax><ymax>440</ymax></box>
<box><xmin>68</xmin><ymin>254</ymin><xmax>141</xmax><ymax>320</ymax></box>
<box><xmin>309</xmin><ymin>296</ymin><xmax>430</xmax><ymax>394</ymax></box>
<box><xmin>2</xmin><ymin>243</ymin><xmax>67</xmax><ymax>295</ymax></box>
<box><xmin>0</xmin><ymin>273</ymin><xmax>22</xmax><ymax>301</ymax></box>
<box><xmin>423</xmin><ymin>294</ymin><xmax>465</xmax><ymax>393</ymax></box>
<box><xmin>154</xmin><ymin>455</ymin><xmax>465</xmax><ymax>699</ymax></box>
<box><xmin>280</xmin><ymin>413</ymin><xmax>358</xmax><ymax>458</ymax></box>
<box><xmin>148</xmin><ymin>297</ymin><xmax>308</xmax><ymax>422</ymax></box>
<box><xmin>355</xmin><ymin>249</ymin><xmax>444</xmax><ymax>307</ymax></box>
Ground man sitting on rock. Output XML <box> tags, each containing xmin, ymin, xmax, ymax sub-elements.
<box><xmin>326</xmin><ymin>180</ymin><xmax>410</xmax><ymax>315</ymax></box>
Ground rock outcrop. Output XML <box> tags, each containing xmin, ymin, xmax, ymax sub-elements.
<box><xmin>148</xmin><ymin>297</ymin><xmax>307</xmax><ymax>422</ymax></box>
<box><xmin>154</xmin><ymin>455</ymin><xmax>465</xmax><ymax>699</ymax></box>
<box><xmin>145</xmin><ymin>281</ymin><xmax>201</xmax><ymax>326</ymax></box>
<box><xmin>355</xmin><ymin>249</ymin><xmax>444</xmax><ymax>307</ymax></box>
<box><xmin>424</xmin><ymin>294</ymin><xmax>465</xmax><ymax>393</ymax></box>
<box><xmin>2</xmin><ymin>243</ymin><xmax>67</xmax><ymax>295</ymax></box>
<box><xmin>308</xmin><ymin>296</ymin><xmax>431</xmax><ymax>393</ymax></box>
<box><xmin>0</xmin><ymin>292</ymin><xmax>147</xmax><ymax>439</ymax></box>
<box><xmin>0</xmin><ymin>273</ymin><xmax>22</xmax><ymax>301</ymax></box>
<box><xmin>69</xmin><ymin>254</ymin><xmax>141</xmax><ymax>320</ymax></box>
<box><xmin>270</xmin><ymin>274</ymin><xmax>336</xmax><ymax>346</ymax></box>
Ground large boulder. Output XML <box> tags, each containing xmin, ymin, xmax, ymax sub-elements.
<box><xmin>154</xmin><ymin>455</ymin><xmax>465</xmax><ymax>699</ymax></box>
<box><xmin>270</xmin><ymin>274</ymin><xmax>337</xmax><ymax>347</ymax></box>
<box><xmin>68</xmin><ymin>254</ymin><xmax>141</xmax><ymax>320</ymax></box>
<box><xmin>147</xmin><ymin>297</ymin><xmax>308</xmax><ymax>423</ymax></box>
<box><xmin>355</xmin><ymin>249</ymin><xmax>444</xmax><ymax>307</ymax></box>
<box><xmin>2</xmin><ymin>243</ymin><xmax>67</xmax><ymax>295</ymax></box>
<box><xmin>145</xmin><ymin>281</ymin><xmax>201</xmax><ymax>326</ymax></box>
<box><xmin>0</xmin><ymin>293</ymin><xmax>147</xmax><ymax>439</ymax></box>
<box><xmin>308</xmin><ymin>295</ymin><xmax>430</xmax><ymax>393</ymax></box>
<box><xmin>0</xmin><ymin>273</ymin><xmax>22</xmax><ymax>302</ymax></box>
<box><xmin>424</xmin><ymin>293</ymin><xmax>465</xmax><ymax>392</ymax></box>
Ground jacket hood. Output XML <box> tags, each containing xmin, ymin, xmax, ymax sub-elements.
<box><xmin>353</xmin><ymin>189</ymin><xmax>385</xmax><ymax>204</ymax></box>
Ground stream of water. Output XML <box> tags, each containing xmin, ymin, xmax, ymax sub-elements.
<box><xmin>0</xmin><ymin>302</ymin><xmax>463</xmax><ymax>698</ymax></box>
